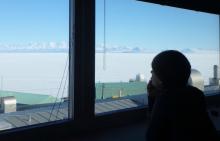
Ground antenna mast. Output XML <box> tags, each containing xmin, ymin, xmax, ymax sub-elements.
<box><xmin>103</xmin><ymin>0</ymin><xmax>106</xmax><ymax>70</ymax></box>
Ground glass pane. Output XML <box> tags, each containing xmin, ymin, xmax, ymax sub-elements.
<box><xmin>95</xmin><ymin>0</ymin><xmax>219</xmax><ymax>114</ymax></box>
<box><xmin>0</xmin><ymin>0</ymin><xmax>69</xmax><ymax>130</ymax></box>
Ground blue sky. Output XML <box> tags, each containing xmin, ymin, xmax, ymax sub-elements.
<box><xmin>0</xmin><ymin>0</ymin><xmax>68</xmax><ymax>44</ymax></box>
<box><xmin>96</xmin><ymin>0</ymin><xmax>219</xmax><ymax>50</ymax></box>
<box><xmin>0</xmin><ymin>0</ymin><xmax>219</xmax><ymax>50</ymax></box>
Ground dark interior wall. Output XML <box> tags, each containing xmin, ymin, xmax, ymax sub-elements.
<box><xmin>65</xmin><ymin>120</ymin><xmax>147</xmax><ymax>141</ymax></box>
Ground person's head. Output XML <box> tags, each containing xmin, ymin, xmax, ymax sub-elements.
<box><xmin>151</xmin><ymin>50</ymin><xmax>191</xmax><ymax>89</ymax></box>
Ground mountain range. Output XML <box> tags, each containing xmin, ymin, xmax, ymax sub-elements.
<box><xmin>0</xmin><ymin>42</ymin><xmax>218</xmax><ymax>53</ymax></box>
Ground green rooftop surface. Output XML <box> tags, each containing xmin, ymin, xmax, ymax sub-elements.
<box><xmin>95</xmin><ymin>82</ymin><xmax>147</xmax><ymax>99</ymax></box>
<box><xmin>0</xmin><ymin>90</ymin><xmax>58</xmax><ymax>105</ymax></box>
<box><xmin>0</xmin><ymin>82</ymin><xmax>146</xmax><ymax>105</ymax></box>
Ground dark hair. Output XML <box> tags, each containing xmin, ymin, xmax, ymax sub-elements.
<box><xmin>152</xmin><ymin>50</ymin><xmax>191</xmax><ymax>88</ymax></box>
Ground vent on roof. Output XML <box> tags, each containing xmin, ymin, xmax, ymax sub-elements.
<box><xmin>0</xmin><ymin>96</ymin><xmax>17</xmax><ymax>113</ymax></box>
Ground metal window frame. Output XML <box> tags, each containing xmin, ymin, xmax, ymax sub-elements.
<box><xmin>68</xmin><ymin>0</ymin><xmax>75</xmax><ymax>120</ymax></box>
<box><xmin>73</xmin><ymin>0</ymin><xmax>95</xmax><ymax>123</ymax></box>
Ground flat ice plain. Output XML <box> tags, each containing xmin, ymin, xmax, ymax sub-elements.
<box><xmin>96</xmin><ymin>53</ymin><xmax>219</xmax><ymax>84</ymax></box>
<box><xmin>0</xmin><ymin>52</ymin><xmax>218</xmax><ymax>97</ymax></box>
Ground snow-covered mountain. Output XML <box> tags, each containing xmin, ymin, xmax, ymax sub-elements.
<box><xmin>0</xmin><ymin>42</ymin><xmax>69</xmax><ymax>52</ymax></box>
<box><xmin>96</xmin><ymin>44</ymin><xmax>218</xmax><ymax>54</ymax></box>
<box><xmin>95</xmin><ymin>44</ymin><xmax>159</xmax><ymax>53</ymax></box>
<box><xmin>0</xmin><ymin>42</ymin><xmax>218</xmax><ymax>53</ymax></box>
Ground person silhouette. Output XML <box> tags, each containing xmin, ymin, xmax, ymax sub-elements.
<box><xmin>146</xmin><ymin>50</ymin><xmax>218</xmax><ymax>141</ymax></box>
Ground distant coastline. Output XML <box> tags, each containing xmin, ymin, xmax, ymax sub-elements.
<box><xmin>0</xmin><ymin>47</ymin><xmax>218</xmax><ymax>53</ymax></box>
<box><xmin>0</xmin><ymin>42</ymin><xmax>218</xmax><ymax>53</ymax></box>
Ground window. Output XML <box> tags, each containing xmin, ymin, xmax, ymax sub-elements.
<box><xmin>0</xmin><ymin>0</ymin><xmax>218</xmax><ymax>138</ymax></box>
<box><xmin>0</xmin><ymin>0</ymin><xmax>70</xmax><ymax>131</ymax></box>
<box><xmin>95</xmin><ymin>0</ymin><xmax>219</xmax><ymax>114</ymax></box>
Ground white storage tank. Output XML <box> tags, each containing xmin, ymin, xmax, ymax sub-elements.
<box><xmin>188</xmin><ymin>69</ymin><xmax>204</xmax><ymax>91</ymax></box>
<box><xmin>136</xmin><ymin>73</ymin><xmax>145</xmax><ymax>82</ymax></box>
